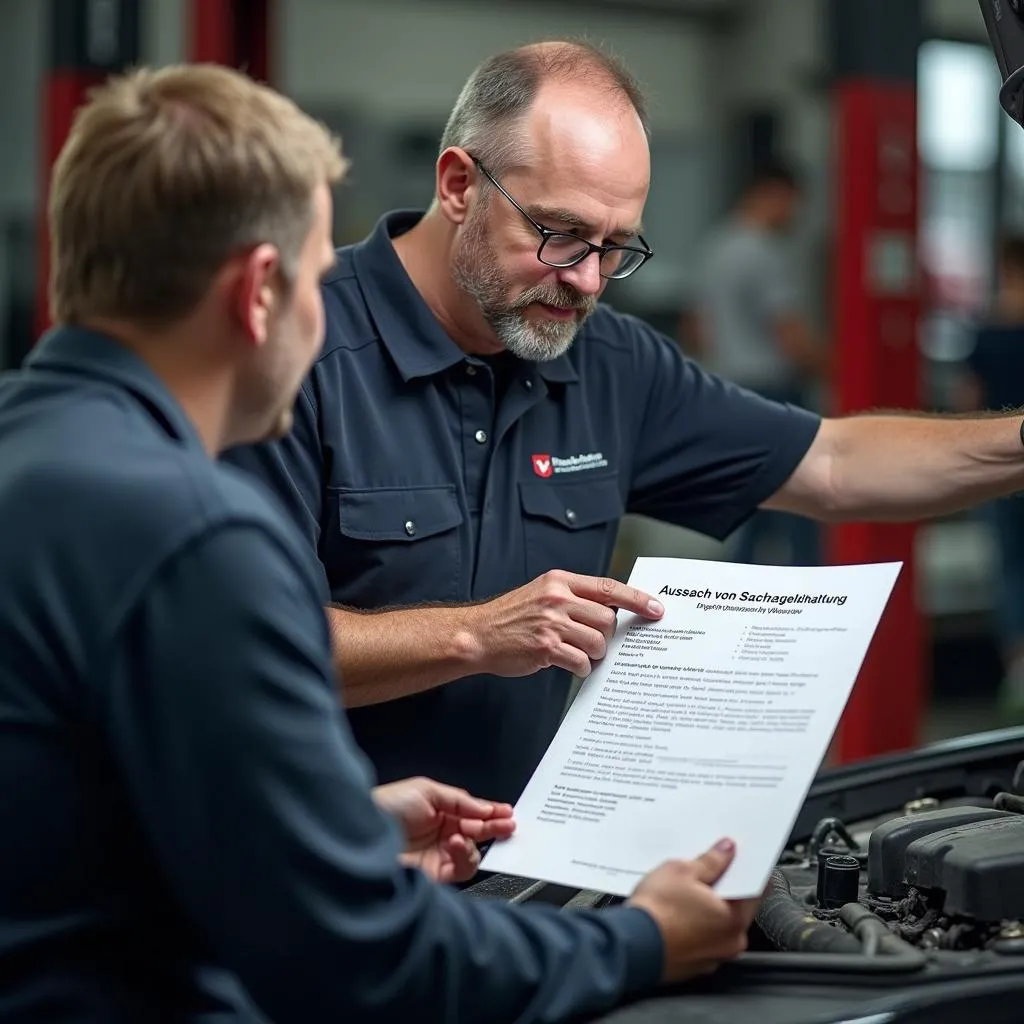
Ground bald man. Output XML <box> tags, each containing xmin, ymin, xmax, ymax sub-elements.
<box><xmin>226</xmin><ymin>41</ymin><xmax>1024</xmax><ymax>806</ymax></box>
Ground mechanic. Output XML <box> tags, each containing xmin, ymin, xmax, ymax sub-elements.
<box><xmin>0</xmin><ymin>62</ymin><xmax>761</xmax><ymax>1023</ymax></box>
<box><xmin>225</xmin><ymin>39</ymin><xmax>1024</xmax><ymax>808</ymax></box>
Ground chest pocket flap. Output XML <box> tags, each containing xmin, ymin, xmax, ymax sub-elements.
<box><xmin>338</xmin><ymin>485</ymin><xmax>463</xmax><ymax>541</ymax></box>
<box><xmin>519</xmin><ymin>473</ymin><xmax>624</xmax><ymax>530</ymax></box>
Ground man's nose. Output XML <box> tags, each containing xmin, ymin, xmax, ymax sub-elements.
<box><xmin>556</xmin><ymin>253</ymin><xmax>604</xmax><ymax>297</ymax></box>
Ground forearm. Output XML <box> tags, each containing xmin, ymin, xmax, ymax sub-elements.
<box><xmin>326</xmin><ymin>603</ymin><xmax>483</xmax><ymax>707</ymax></box>
<box><xmin>813</xmin><ymin>411</ymin><xmax>1024</xmax><ymax>520</ymax></box>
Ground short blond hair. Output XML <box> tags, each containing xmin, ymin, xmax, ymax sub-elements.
<box><xmin>48</xmin><ymin>63</ymin><xmax>348</xmax><ymax>327</ymax></box>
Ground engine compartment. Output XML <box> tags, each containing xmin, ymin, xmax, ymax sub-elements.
<box><xmin>466</xmin><ymin>731</ymin><xmax>1024</xmax><ymax>1006</ymax></box>
<box><xmin>467</xmin><ymin>732</ymin><xmax>1024</xmax><ymax>1022</ymax></box>
<box><xmin>760</xmin><ymin>784</ymin><xmax>1024</xmax><ymax>961</ymax></box>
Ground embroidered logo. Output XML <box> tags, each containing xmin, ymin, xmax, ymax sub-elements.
<box><xmin>531</xmin><ymin>452</ymin><xmax>609</xmax><ymax>477</ymax></box>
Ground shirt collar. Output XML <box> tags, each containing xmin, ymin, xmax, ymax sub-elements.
<box><xmin>24</xmin><ymin>325</ymin><xmax>206</xmax><ymax>450</ymax></box>
<box><xmin>352</xmin><ymin>210</ymin><xmax>578</xmax><ymax>385</ymax></box>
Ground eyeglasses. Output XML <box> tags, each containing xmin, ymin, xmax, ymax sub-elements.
<box><xmin>470</xmin><ymin>157</ymin><xmax>653</xmax><ymax>280</ymax></box>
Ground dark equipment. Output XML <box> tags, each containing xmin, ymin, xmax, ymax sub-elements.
<box><xmin>817</xmin><ymin>854</ymin><xmax>861</xmax><ymax>910</ymax></box>
<box><xmin>981</xmin><ymin>0</ymin><xmax>1024</xmax><ymax>125</ymax></box>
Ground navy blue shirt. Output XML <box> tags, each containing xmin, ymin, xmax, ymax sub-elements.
<box><xmin>224</xmin><ymin>210</ymin><xmax>821</xmax><ymax>806</ymax></box>
<box><xmin>966</xmin><ymin>320</ymin><xmax>1024</xmax><ymax>410</ymax></box>
<box><xmin>0</xmin><ymin>326</ymin><xmax>665</xmax><ymax>1022</ymax></box>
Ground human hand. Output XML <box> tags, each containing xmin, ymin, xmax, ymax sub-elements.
<box><xmin>372</xmin><ymin>777</ymin><xmax>515</xmax><ymax>884</ymax></box>
<box><xmin>627</xmin><ymin>840</ymin><xmax>761</xmax><ymax>985</ymax></box>
<box><xmin>464</xmin><ymin>570</ymin><xmax>664</xmax><ymax>679</ymax></box>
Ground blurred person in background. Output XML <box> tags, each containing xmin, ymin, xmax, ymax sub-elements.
<box><xmin>955</xmin><ymin>234</ymin><xmax>1024</xmax><ymax>725</ymax></box>
<box><xmin>694</xmin><ymin>160</ymin><xmax>828</xmax><ymax>566</ymax></box>
<box><xmin>0</xmin><ymin>61</ymin><xmax>760</xmax><ymax>1024</ymax></box>
<box><xmin>228</xmin><ymin>39</ymin><xmax>1024</xmax><ymax>812</ymax></box>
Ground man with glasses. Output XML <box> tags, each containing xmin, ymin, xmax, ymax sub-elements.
<box><xmin>224</xmin><ymin>41</ymin><xmax>699</xmax><ymax>807</ymax></box>
<box><xmin>226</xmin><ymin>40</ymin><xmax>1024</xmax><ymax>807</ymax></box>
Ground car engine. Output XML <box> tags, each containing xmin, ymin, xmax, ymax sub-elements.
<box><xmin>759</xmin><ymin>782</ymin><xmax>1024</xmax><ymax>961</ymax></box>
<box><xmin>467</xmin><ymin>734</ymin><xmax>1024</xmax><ymax>1022</ymax></box>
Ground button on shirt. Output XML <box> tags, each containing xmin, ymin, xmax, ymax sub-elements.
<box><xmin>0</xmin><ymin>327</ymin><xmax>664</xmax><ymax>1023</ymax></box>
<box><xmin>224</xmin><ymin>210</ymin><xmax>822</xmax><ymax>806</ymax></box>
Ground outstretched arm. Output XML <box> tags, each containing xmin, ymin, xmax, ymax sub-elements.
<box><xmin>768</xmin><ymin>410</ymin><xmax>1024</xmax><ymax>521</ymax></box>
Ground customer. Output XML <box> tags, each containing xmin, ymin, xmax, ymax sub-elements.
<box><xmin>0</xmin><ymin>62</ymin><xmax>758</xmax><ymax>1024</ymax></box>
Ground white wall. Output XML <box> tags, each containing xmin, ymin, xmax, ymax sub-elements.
<box><xmin>279</xmin><ymin>0</ymin><xmax>714</xmax><ymax>135</ymax></box>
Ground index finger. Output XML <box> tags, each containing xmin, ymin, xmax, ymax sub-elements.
<box><xmin>459</xmin><ymin>816</ymin><xmax>517</xmax><ymax>842</ymax></box>
<box><xmin>565</xmin><ymin>574</ymin><xmax>664</xmax><ymax>619</ymax></box>
<box><xmin>430</xmin><ymin>784</ymin><xmax>515</xmax><ymax>822</ymax></box>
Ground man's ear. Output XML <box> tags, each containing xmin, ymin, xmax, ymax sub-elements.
<box><xmin>435</xmin><ymin>148</ymin><xmax>476</xmax><ymax>226</ymax></box>
<box><xmin>234</xmin><ymin>243</ymin><xmax>281</xmax><ymax>347</ymax></box>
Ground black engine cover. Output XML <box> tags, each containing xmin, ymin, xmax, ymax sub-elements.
<box><xmin>868</xmin><ymin>807</ymin><xmax>1024</xmax><ymax>919</ymax></box>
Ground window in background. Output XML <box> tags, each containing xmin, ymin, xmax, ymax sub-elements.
<box><xmin>915</xmin><ymin>39</ymin><xmax>1007</xmax><ymax>717</ymax></box>
<box><xmin>918</xmin><ymin>39</ymin><xmax>1002</xmax><ymax>393</ymax></box>
<box><xmin>915</xmin><ymin>40</ymin><xmax>1003</xmax><ymax>635</ymax></box>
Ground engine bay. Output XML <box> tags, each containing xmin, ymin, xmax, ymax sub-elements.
<box><xmin>466</xmin><ymin>728</ymin><xmax>1024</xmax><ymax>1012</ymax></box>
<box><xmin>761</xmin><ymin>791</ymin><xmax>1024</xmax><ymax>963</ymax></box>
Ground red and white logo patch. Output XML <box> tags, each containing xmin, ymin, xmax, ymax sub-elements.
<box><xmin>530</xmin><ymin>451</ymin><xmax>609</xmax><ymax>477</ymax></box>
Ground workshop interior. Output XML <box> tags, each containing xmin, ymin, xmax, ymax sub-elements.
<box><xmin>3</xmin><ymin>0</ymin><xmax>1023</xmax><ymax>757</ymax></box>
<box><xmin>5</xmin><ymin>2</ymin><xmax>1024</xmax><ymax>1021</ymax></box>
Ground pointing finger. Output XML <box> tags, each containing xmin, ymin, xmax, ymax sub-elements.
<box><xmin>567</xmin><ymin>575</ymin><xmax>664</xmax><ymax>618</ymax></box>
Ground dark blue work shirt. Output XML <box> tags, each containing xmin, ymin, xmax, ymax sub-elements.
<box><xmin>224</xmin><ymin>210</ymin><xmax>821</xmax><ymax>806</ymax></box>
<box><xmin>966</xmin><ymin>320</ymin><xmax>1024</xmax><ymax>410</ymax></box>
<box><xmin>0</xmin><ymin>326</ymin><xmax>664</xmax><ymax>1022</ymax></box>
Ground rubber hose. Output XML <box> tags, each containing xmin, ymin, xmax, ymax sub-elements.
<box><xmin>754</xmin><ymin>869</ymin><xmax>862</xmax><ymax>954</ymax></box>
<box><xmin>994</xmin><ymin>792</ymin><xmax>1024</xmax><ymax>814</ymax></box>
<box><xmin>839</xmin><ymin>903</ymin><xmax>928</xmax><ymax>965</ymax></box>
<box><xmin>723</xmin><ymin>950</ymin><xmax>928</xmax><ymax>976</ymax></box>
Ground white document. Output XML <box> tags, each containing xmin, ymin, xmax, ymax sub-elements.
<box><xmin>482</xmin><ymin>557</ymin><xmax>902</xmax><ymax>899</ymax></box>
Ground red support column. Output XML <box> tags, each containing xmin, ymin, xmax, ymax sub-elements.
<box><xmin>36</xmin><ymin>0</ymin><xmax>140</xmax><ymax>338</ymax></box>
<box><xmin>189</xmin><ymin>0</ymin><xmax>271</xmax><ymax>82</ymax></box>
<box><xmin>827</xmin><ymin>0</ymin><xmax>926</xmax><ymax>763</ymax></box>
<box><xmin>829</xmin><ymin>84</ymin><xmax>925</xmax><ymax>761</ymax></box>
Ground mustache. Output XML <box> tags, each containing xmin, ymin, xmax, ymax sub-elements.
<box><xmin>514</xmin><ymin>284</ymin><xmax>596</xmax><ymax>315</ymax></box>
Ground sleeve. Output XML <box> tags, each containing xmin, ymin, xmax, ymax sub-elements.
<box><xmin>624</xmin><ymin>319</ymin><xmax>822</xmax><ymax>540</ymax></box>
<box><xmin>219</xmin><ymin>380</ymin><xmax>330</xmax><ymax>603</ymax></box>
<box><xmin>105</xmin><ymin>523</ymin><xmax>664</xmax><ymax>1024</ymax></box>
<box><xmin>964</xmin><ymin>323</ymin><xmax>990</xmax><ymax>381</ymax></box>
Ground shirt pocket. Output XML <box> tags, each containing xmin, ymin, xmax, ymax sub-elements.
<box><xmin>518</xmin><ymin>473</ymin><xmax>625</xmax><ymax>581</ymax></box>
<box><xmin>329</xmin><ymin>484</ymin><xmax>464</xmax><ymax>606</ymax></box>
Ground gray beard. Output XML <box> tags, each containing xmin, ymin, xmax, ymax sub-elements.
<box><xmin>451</xmin><ymin>210</ymin><xmax>596</xmax><ymax>362</ymax></box>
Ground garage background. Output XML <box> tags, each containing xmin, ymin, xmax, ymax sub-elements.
<box><xmin>0</xmin><ymin>0</ymin><xmax>1015</xmax><ymax>759</ymax></box>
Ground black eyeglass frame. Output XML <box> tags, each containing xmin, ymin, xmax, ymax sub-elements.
<box><xmin>470</xmin><ymin>156</ymin><xmax>654</xmax><ymax>280</ymax></box>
